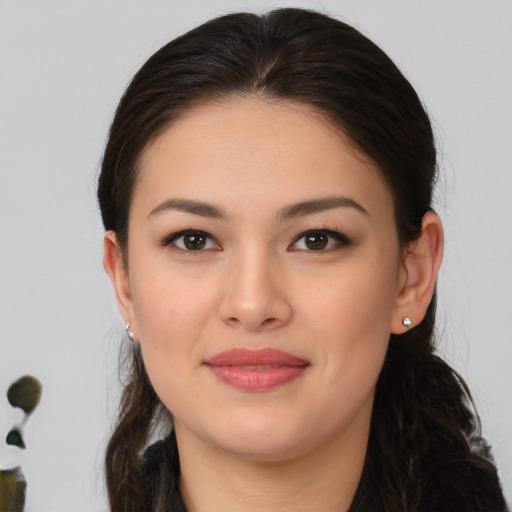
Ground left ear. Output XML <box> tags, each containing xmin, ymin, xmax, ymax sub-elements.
<box><xmin>391</xmin><ymin>211</ymin><xmax>444</xmax><ymax>334</ymax></box>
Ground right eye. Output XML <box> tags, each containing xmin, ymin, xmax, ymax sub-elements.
<box><xmin>289</xmin><ymin>229</ymin><xmax>351</xmax><ymax>252</ymax></box>
<box><xmin>162</xmin><ymin>230</ymin><xmax>219</xmax><ymax>251</ymax></box>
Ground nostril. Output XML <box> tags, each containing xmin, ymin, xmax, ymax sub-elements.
<box><xmin>225</xmin><ymin>316</ymin><xmax>278</xmax><ymax>330</ymax></box>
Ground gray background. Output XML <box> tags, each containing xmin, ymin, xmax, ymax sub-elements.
<box><xmin>1</xmin><ymin>0</ymin><xmax>511</xmax><ymax>510</ymax></box>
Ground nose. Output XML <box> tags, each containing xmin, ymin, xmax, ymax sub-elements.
<box><xmin>217</xmin><ymin>249</ymin><xmax>293</xmax><ymax>332</ymax></box>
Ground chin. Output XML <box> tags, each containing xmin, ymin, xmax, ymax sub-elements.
<box><xmin>217</xmin><ymin>433</ymin><xmax>305</xmax><ymax>461</ymax></box>
<box><xmin>197</xmin><ymin>409</ymin><xmax>317</xmax><ymax>461</ymax></box>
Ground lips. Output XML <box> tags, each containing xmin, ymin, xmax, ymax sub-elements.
<box><xmin>204</xmin><ymin>348</ymin><xmax>309</xmax><ymax>391</ymax></box>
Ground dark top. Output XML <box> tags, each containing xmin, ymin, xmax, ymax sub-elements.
<box><xmin>142</xmin><ymin>434</ymin><xmax>186</xmax><ymax>512</ymax></box>
<box><xmin>142</xmin><ymin>434</ymin><xmax>508</xmax><ymax>512</ymax></box>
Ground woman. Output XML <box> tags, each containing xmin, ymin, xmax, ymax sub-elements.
<box><xmin>98</xmin><ymin>8</ymin><xmax>507</xmax><ymax>511</ymax></box>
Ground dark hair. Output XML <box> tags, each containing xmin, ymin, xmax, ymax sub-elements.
<box><xmin>98</xmin><ymin>8</ymin><xmax>505</xmax><ymax>512</ymax></box>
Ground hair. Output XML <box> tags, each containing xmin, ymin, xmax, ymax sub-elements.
<box><xmin>98</xmin><ymin>8</ymin><xmax>505</xmax><ymax>512</ymax></box>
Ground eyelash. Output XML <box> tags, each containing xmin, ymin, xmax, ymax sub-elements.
<box><xmin>160</xmin><ymin>227</ymin><xmax>351</xmax><ymax>252</ymax></box>
<box><xmin>290</xmin><ymin>228</ymin><xmax>351</xmax><ymax>251</ymax></box>
<box><xmin>161</xmin><ymin>229</ymin><xmax>219</xmax><ymax>252</ymax></box>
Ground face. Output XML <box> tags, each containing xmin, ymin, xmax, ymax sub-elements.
<box><xmin>114</xmin><ymin>98</ymin><xmax>408</xmax><ymax>461</ymax></box>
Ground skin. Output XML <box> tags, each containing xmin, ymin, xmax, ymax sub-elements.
<box><xmin>104</xmin><ymin>98</ymin><xmax>443</xmax><ymax>511</ymax></box>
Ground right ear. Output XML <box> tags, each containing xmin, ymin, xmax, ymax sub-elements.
<box><xmin>103</xmin><ymin>231</ymin><xmax>136</xmax><ymax>332</ymax></box>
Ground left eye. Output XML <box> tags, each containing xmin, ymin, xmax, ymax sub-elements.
<box><xmin>163</xmin><ymin>230</ymin><xmax>218</xmax><ymax>251</ymax></box>
<box><xmin>291</xmin><ymin>230</ymin><xmax>350</xmax><ymax>251</ymax></box>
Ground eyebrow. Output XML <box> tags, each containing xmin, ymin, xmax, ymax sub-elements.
<box><xmin>277</xmin><ymin>196</ymin><xmax>368</xmax><ymax>220</ymax></box>
<box><xmin>148</xmin><ymin>199</ymin><xmax>226</xmax><ymax>219</ymax></box>
<box><xmin>148</xmin><ymin>195</ymin><xmax>368</xmax><ymax>220</ymax></box>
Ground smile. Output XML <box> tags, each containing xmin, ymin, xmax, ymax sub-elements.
<box><xmin>203</xmin><ymin>348</ymin><xmax>310</xmax><ymax>391</ymax></box>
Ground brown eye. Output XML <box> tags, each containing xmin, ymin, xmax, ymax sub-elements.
<box><xmin>183</xmin><ymin>233</ymin><xmax>207</xmax><ymax>250</ymax></box>
<box><xmin>290</xmin><ymin>229</ymin><xmax>351</xmax><ymax>252</ymax></box>
<box><xmin>163</xmin><ymin>230</ymin><xmax>218</xmax><ymax>251</ymax></box>
<box><xmin>304</xmin><ymin>232</ymin><xmax>328</xmax><ymax>250</ymax></box>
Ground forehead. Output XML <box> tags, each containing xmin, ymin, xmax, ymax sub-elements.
<box><xmin>133</xmin><ymin>97</ymin><xmax>392</xmax><ymax>219</ymax></box>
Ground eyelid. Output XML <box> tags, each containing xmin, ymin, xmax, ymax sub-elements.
<box><xmin>160</xmin><ymin>227</ymin><xmax>350</xmax><ymax>252</ymax></box>
<box><xmin>289</xmin><ymin>229</ymin><xmax>351</xmax><ymax>251</ymax></box>
<box><xmin>161</xmin><ymin>229</ymin><xmax>220</xmax><ymax>251</ymax></box>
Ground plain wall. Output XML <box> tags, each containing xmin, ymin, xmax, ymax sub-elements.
<box><xmin>1</xmin><ymin>0</ymin><xmax>510</xmax><ymax>509</ymax></box>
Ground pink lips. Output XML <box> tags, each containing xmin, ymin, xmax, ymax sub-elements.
<box><xmin>204</xmin><ymin>348</ymin><xmax>309</xmax><ymax>391</ymax></box>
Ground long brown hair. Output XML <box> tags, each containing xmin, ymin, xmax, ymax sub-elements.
<box><xmin>98</xmin><ymin>8</ymin><xmax>505</xmax><ymax>511</ymax></box>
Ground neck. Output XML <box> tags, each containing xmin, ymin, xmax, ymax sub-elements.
<box><xmin>175</xmin><ymin>411</ymin><xmax>370</xmax><ymax>512</ymax></box>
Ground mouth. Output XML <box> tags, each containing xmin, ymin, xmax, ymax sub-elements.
<box><xmin>203</xmin><ymin>348</ymin><xmax>310</xmax><ymax>391</ymax></box>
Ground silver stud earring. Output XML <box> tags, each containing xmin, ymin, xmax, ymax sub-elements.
<box><xmin>402</xmin><ymin>317</ymin><xmax>412</xmax><ymax>328</ymax></box>
<box><xmin>125</xmin><ymin>323</ymin><xmax>135</xmax><ymax>341</ymax></box>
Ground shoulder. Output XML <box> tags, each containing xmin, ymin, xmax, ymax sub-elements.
<box><xmin>352</xmin><ymin>450</ymin><xmax>507</xmax><ymax>512</ymax></box>
<box><xmin>422</xmin><ymin>455</ymin><xmax>507</xmax><ymax>512</ymax></box>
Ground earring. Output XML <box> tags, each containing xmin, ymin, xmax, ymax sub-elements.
<box><xmin>125</xmin><ymin>323</ymin><xmax>135</xmax><ymax>341</ymax></box>
<box><xmin>402</xmin><ymin>317</ymin><xmax>412</xmax><ymax>328</ymax></box>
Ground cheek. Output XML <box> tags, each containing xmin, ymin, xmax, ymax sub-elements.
<box><xmin>130</xmin><ymin>260</ymin><xmax>217</xmax><ymax>345</ymax></box>
<box><xmin>303</xmin><ymin>257</ymin><xmax>398</xmax><ymax>334</ymax></box>
<box><xmin>131</xmin><ymin>268</ymin><xmax>216</xmax><ymax>411</ymax></box>
<box><xmin>301</xmin><ymin>258</ymin><xmax>398</xmax><ymax>380</ymax></box>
